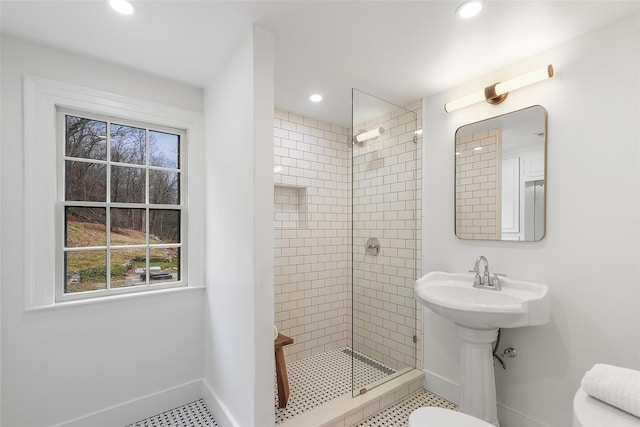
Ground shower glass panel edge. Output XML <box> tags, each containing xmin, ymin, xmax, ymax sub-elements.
<box><xmin>350</xmin><ymin>89</ymin><xmax>418</xmax><ymax>397</ymax></box>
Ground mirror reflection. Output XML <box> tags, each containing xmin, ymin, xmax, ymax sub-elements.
<box><xmin>455</xmin><ymin>105</ymin><xmax>546</xmax><ymax>241</ymax></box>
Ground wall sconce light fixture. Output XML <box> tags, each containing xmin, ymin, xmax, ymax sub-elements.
<box><xmin>444</xmin><ymin>64</ymin><xmax>554</xmax><ymax>113</ymax></box>
<box><xmin>354</xmin><ymin>126</ymin><xmax>384</xmax><ymax>144</ymax></box>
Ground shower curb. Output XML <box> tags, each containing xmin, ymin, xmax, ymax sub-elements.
<box><xmin>278</xmin><ymin>369</ymin><xmax>424</xmax><ymax>427</ymax></box>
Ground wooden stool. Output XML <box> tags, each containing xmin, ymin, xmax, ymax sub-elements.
<box><xmin>275</xmin><ymin>332</ymin><xmax>294</xmax><ymax>408</ymax></box>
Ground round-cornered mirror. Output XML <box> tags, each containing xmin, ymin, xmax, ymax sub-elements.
<box><xmin>455</xmin><ymin>105</ymin><xmax>547</xmax><ymax>241</ymax></box>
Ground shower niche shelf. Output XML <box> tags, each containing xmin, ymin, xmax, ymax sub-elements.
<box><xmin>274</xmin><ymin>185</ymin><xmax>308</xmax><ymax>229</ymax></box>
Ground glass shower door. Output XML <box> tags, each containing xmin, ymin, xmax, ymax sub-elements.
<box><xmin>350</xmin><ymin>89</ymin><xmax>420</xmax><ymax>396</ymax></box>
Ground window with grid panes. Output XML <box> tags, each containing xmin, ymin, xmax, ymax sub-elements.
<box><xmin>58</xmin><ymin>109</ymin><xmax>186</xmax><ymax>301</ymax></box>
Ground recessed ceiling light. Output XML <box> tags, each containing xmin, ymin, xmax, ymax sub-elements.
<box><xmin>309</xmin><ymin>94</ymin><xmax>323</xmax><ymax>103</ymax></box>
<box><xmin>109</xmin><ymin>0</ymin><xmax>135</xmax><ymax>15</ymax></box>
<box><xmin>456</xmin><ymin>0</ymin><xmax>483</xmax><ymax>19</ymax></box>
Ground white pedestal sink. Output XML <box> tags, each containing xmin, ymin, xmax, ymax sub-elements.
<box><xmin>415</xmin><ymin>271</ymin><xmax>550</xmax><ymax>426</ymax></box>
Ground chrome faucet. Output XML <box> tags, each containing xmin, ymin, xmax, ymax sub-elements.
<box><xmin>472</xmin><ymin>256</ymin><xmax>502</xmax><ymax>291</ymax></box>
<box><xmin>474</xmin><ymin>256</ymin><xmax>489</xmax><ymax>286</ymax></box>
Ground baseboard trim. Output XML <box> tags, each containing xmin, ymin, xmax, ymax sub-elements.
<box><xmin>57</xmin><ymin>379</ymin><xmax>202</xmax><ymax>427</ymax></box>
<box><xmin>422</xmin><ymin>369</ymin><xmax>459</xmax><ymax>405</ymax></box>
<box><xmin>51</xmin><ymin>371</ymin><xmax>546</xmax><ymax>427</ymax></box>
<box><xmin>421</xmin><ymin>369</ymin><xmax>545</xmax><ymax>427</ymax></box>
<box><xmin>201</xmin><ymin>378</ymin><xmax>240</xmax><ymax>427</ymax></box>
<box><xmin>497</xmin><ymin>403</ymin><xmax>546</xmax><ymax>427</ymax></box>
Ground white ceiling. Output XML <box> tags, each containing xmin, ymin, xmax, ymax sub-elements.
<box><xmin>1</xmin><ymin>1</ymin><xmax>639</xmax><ymax>126</ymax></box>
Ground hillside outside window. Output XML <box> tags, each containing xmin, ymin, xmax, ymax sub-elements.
<box><xmin>58</xmin><ymin>109</ymin><xmax>186</xmax><ymax>301</ymax></box>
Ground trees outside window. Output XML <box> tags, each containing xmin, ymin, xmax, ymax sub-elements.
<box><xmin>60</xmin><ymin>110</ymin><xmax>185</xmax><ymax>299</ymax></box>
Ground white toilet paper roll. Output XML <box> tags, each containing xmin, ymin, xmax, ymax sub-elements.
<box><xmin>273</xmin><ymin>324</ymin><xmax>278</xmax><ymax>340</ymax></box>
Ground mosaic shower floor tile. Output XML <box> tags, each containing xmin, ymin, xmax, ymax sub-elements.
<box><xmin>274</xmin><ymin>346</ymin><xmax>396</xmax><ymax>424</ymax></box>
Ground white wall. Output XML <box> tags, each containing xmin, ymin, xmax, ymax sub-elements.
<box><xmin>0</xmin><ymin>36</ymin><xmax>3</xmax><ymax>421</ymax></box>
<box><xmin>202</xmin><ymin>25</ymin><xmax>274</xmax><ymax>427</ymax></box>
<box><xmin>422</xmin><ymin>14</ymin><xmax>640</xmax><ymax>427</ymax></box>
<box><xmin>1</xmin><ymin>36</ymin><xmax>205</xmax><ymax>426</ymax></box>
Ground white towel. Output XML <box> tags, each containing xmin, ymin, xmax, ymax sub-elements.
<box><xmin>581</xmin><ymin>363</ymin><xmax>640</xmax><ymax>418</ymax></box>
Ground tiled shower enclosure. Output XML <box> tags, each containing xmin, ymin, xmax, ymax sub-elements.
<box><xmin>273</xmin><ymin>89</ymin><xmax>422</xmax><ymax>420</ymax></box>
<box><xmin>273</xmin><ymin>110</ymin><xmax>351</xmax><ymax>362</ymax></box>
<box><xmin>351</xmin><ymin>90</ymin><xmax>422</xmax><ymax>380</ymax></box>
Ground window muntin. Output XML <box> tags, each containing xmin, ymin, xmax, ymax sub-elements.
<box><xmin>58</xmin><ymin>109</ymin><xmax>186</xmax><ymax>301</ymax></box>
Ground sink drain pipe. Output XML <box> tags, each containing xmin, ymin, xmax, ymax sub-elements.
<box><xmin>493</xmin><ymin>328</ymin><xmax>506</xmax><ymax>369</ymax></box>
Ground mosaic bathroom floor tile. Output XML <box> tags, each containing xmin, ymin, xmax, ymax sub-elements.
<box><xmin>128</xmin><ymin>347</ymin><xmax>452</xmax><ymax>427</ymax></box>
<box><xmin>355</xmin><ymin>388</ymin><xmax>457</xmax><ymax>427</ymax></box>
<box><xmin>127</xmin><ymin>399</ymin><xmax>218</xmax><ymax>427</ymax></box>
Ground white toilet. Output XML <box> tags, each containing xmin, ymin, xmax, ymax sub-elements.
<box><xmin>409</xmin><ymin>383</ymin><xmax>640</xmax><ymax>426</ymax></box>
<box><xmin>573</xmin><ymin>387</ymin><xmax>640</xmax><ymax>426</ymax></box>
<box><xmin>408</xmin><ymin>407</ymin><xmax>494</xmax><ymax>427</ymax></box>
<box><xmin>409</xmin><ymin>386</ymin><xmax>640</xmax><ymax>426</ymax></box>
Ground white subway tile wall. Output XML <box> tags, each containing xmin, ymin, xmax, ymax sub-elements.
<box><xmin>274</xmin><ymin>185</ymin><xmax>308</xmax><ymax>229</ymax></box>
<box><xmin>273</xmin><ymin>101</ymin><xmax>422</xmax><ymax>373</ymax></box>
<box><xmin>352</xmin><ymin>100</ymin><xmax>422</xmax><ymax>371</ymax></box>
<box><xmin>455</xmin><ymin>130</ymin><xmax>499</xmax><ymax>240</ymax></box>
<box><xmin>274</xmin><ymin>109</ymin><xmax>351</xmax><ymax>362</ymax></box>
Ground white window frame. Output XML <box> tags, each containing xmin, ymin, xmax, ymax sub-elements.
<box><xmin>23</xmin><ymin>76</ymin><xmax>204</xmax><ymax>309</ymax></box>
<box><xmin>56</xmin><ymin>108</ymin><xmax>187</xmax><ymax>302</ymax></box>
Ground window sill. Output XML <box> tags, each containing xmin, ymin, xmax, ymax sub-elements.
<box><xmin>24</xmin><ymin>284</ymin><xmax>206</xmax><ymax>313</ymax></box>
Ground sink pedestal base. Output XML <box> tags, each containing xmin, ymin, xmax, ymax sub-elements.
<box><xmin>457</xmin><ymin>325</ymin><xmax>500</xmax><ymax>427</ymax></box>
